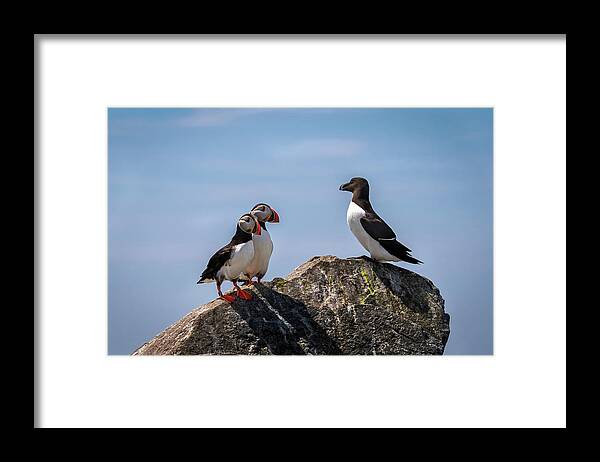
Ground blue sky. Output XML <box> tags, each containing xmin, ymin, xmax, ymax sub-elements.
<box><xmin>108</xmin><ymin>108</ymin><xmax>493</xmax><ymax>355</ymax></box>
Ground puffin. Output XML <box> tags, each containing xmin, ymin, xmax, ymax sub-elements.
<box><xmin>240</xmin><ymin>203</ymin><xmax>280</xmax><ymax>285</ymax></box>
<box><xmin>339</xmin><ymin>177</ymin><xmax>422</xmax><ymax>264</ymax></box>
<box><xmin>197</xmin><ymin>213</ymin><xmax>262</xmax><ymax>302</ymax></box>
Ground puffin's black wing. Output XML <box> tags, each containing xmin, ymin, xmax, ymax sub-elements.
<box><xmin>360</xmin><ymin>214</ymin><xmax>422</xmax><ymax>264</ymax></box>
<box><xmin>197</xmin><ymin>245</ymin><xmax>233</xmax><ymax>283</ymax></box>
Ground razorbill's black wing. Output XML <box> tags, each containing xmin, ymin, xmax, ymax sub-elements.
<box><xmin>361</xmin><ymin>213</ymin><xmax>421</xmax><ymax>263</ymax></box>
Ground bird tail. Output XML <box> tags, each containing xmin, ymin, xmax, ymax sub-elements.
<box><xmin>197</xmin><ymin>271</ymin><xmax>214</xmax><ymax>284</ymax></box>
<box><xmin>379</xmin><ymin>239</ymin><xmax>423</xmax><ymax>264</ymax></box>
<box><xmin>401</xmin><ymin>254</ymin><xmax>422</xmax><ymax>265</ymax></box>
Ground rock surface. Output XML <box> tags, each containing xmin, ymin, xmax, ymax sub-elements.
<box><xmin>132</xmin><ymin>255</ymin><xmax>450</xmax><ymax>355</ymax></box>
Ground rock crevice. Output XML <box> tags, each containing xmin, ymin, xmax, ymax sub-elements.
<box><xmin>132</xmin><ymin>255</ymin><xmax>450</xmax><ymax>355</ymax></box>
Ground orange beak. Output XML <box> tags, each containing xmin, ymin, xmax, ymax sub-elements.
<box><xmin>255</xmin><ymin>221</ymin><xmax>262</xmax><ymax>236</ymax></box>
<box><xmin>270</xmin><ymin>209</ymin><xmax>280</xmax><ymax>223</ymax></box>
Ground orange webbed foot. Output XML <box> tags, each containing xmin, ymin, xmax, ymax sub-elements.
<box><xmin>220</xmin><ymin>293</ymin><xmax>237</xmax><ymax>303</ymax></box>
<box><xmin>236</xmin><ymin>289</ymin><xmax>253</xmax><ymax>300</ymax></box>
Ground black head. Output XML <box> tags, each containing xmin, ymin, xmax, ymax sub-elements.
<box><xmin>339</xmin><ymin>177</ymin><xmax>370</xmax><ymax>196</ymax></box>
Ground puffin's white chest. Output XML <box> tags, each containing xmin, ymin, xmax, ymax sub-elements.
<box><xmin>217</xmin><ymin>241</ymin><xmax>254</xmax><ymax>281</ymax></box>
<box><xmin>244</xmin><ymin>228</ymin><xmax>273</xmax><ymax>278</ymax></box>
<box><xmin>346</xmin><ymin>201</ymin><xmax>398</xmax><ymax>261</ymax></box>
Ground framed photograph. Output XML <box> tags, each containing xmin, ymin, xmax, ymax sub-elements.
<box><xmin>108</xmin><ymin>107</ymin><xmax>492</xmax><ymax>357</ymax></box>
<box><xmin>35</xmin><ymin>35</ymin><xmax>566</xmax><ymax>428</ymax></box>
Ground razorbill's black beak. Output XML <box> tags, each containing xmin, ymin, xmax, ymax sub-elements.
<box><xmin>339</xmin><ymin>182</ymin><xmax>351</xmax><ymax>191</ymax></box>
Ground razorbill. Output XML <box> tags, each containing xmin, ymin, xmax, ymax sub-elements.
<box><xmin>339</xmin><ymin>177</ymin><xmax>422</xmax><ymax>264</ymax></box>
<box><xmin>197</xmin><ymin>213</ymin><xmax>262</xmax><ymax>302</ymax></box>
<box><xmin>240</xmin><ymin>203</ymin><xmax>280</xmax><ymax>285</ymax></box>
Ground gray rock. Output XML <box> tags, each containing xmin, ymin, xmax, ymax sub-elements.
<box><xmin>132</xmin><ymin>255</ymin><xmax>450</xmax><ymax>355</ymax></box>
